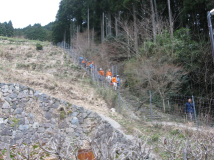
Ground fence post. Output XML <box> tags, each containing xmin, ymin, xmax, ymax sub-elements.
<box><xmin>116</xmin><ymin>64</ymin><xmax>117</xmax><ymax>76</ymax></box>
<box><xmin>118</xmin><ymin>86</ymin><xmax>121</xmax><ymax>113</ymax></box>
<box><xmin>7</xmin><ymin>144</ymin><xmax>10</xmax><ymax>160</ymax></box>
<box><xmin>150</xmin><ymin>90</ymin><xmax>153</xmax><ymax>122</ymax></box>
<box><xmin>192</xmin><ymin>95</ymin><xmax>198</xmax><ymax>129</ymax></box>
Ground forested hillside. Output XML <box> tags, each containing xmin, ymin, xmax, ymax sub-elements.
<box><xmin>52</xmin><ymin>0</ymin><xmax>214</xmax><ymax>100</ymax></box>
<box><xmin>0</xmin><ymin>21</ymin><xmax>14</xmax><ymax>37</ymax></box>
<box><xmin>14</xmin><ymin>22</ymin><xmax>53</xmax><ymax>41</ymax></box>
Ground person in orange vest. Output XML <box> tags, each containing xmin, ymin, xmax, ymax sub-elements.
<box><xmin>106</xmin><ymin>69</ymin><xmax>112</xmax><ymax>83</ymax></box>
<box><xmin>98</xmin><ymin>68</ymin><xmax>104</xmax><ymax>81</ymax></box>
<box><xmin>111</xmin><ymin>75</ymin><xmax>118</xmax><ymax>90</ymax></box>
<box><xmin>82</xmin><ymin>59</ymin><xmax>86</xmax><ymax>68</ymax></box>
<box><xmin>86</xmin><ymin>61</ymin><xmax>91</xmax><ymax>71</ymax></box>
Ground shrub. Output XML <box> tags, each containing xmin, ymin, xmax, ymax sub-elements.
<box><xmin>36</xmin><ymin>43</ymin><xmax>43</xmax><ymax>50</ymax></box>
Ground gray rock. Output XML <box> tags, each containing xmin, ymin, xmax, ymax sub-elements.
<box><xmin>44</xmin><ymin>112</ymin><xmax>52</xmax><ymax>120</ymax></box>
<box><xmin>2</xmin><ymin>136</ymin><xmax>10</xmax><ymax>143</ymax></box>
<box><xmin>83</xmin><ymin>113</ymin><xmax>88</xmax><ymax>119</ymax></box>
<box><xmin>28</xmin><ymin>113</ymin><xmax>34</xmax><ymax>119</ymax></box>
<box><xmin>0</xmin><ymin>118</ymin><xmax>4</xmax><ymax>123</ymax></box>
<box><xmin>88</xmin><ymin>112</ymin><xmax>94</xmax><ymax>118</ymax></box>
<box><xmin>25</xmin><ymin>117</ymin><xmax>29</xmax><ymax>124</ymax></box>
<box><xmin>17</xmin><ymin>92</ymin><xmax>27</xmax><ymax>99</ymax></box>
<box><xmin>18</xmin><ymin>118</ymin><xmax>25</xmax><ymax>125</ymax></box>
<box><xmin>9</xmin><ymin>85</ymin><xmax>15</xmax><ymax>91</ymax></box>
<box><xmin>2</xmin><ymin>101</ymin><xmax>10</xmax><ymax>109</ymax></box>
<box><xmin>10</xmin><ymin>139</ymin><xmax>16</xmax><ymax>146</ymax></box>
<box><xmin>52</xmin><ymin>101</ymin><xmax>60</xmax><ymax>109</ymax></box>
<box><xmin>12</xmin><ymin>103</ymin><xmax>16</xmax><ymax>109</ymax></box>
<box><xmin>23</xmin><ymin>139</ymin><xmax>31</xmax><ymax>144</ymax></box>
<box><xmin>1</xmin><ymin>128</ymin><xmax>12</xmax><ymax>136</ymax></box>
<box><xmin>0</xmin><ymin>142</ymin><xmax>6</xmax><ymax>150</ymax></box>
<box><xmin>19</xmin><ymin>125</ymin><xmax>24</xmax><ymax>130</ymax></box>
<box><xmin>15</xmin><ymin>108</ymin><xmax>23</xmax><ymax>114</ymax></box>
<box><xmin>66</xmin><ymin>128</ymin><xmax>74</xmax><ymax>133</ymax></box>
<box><xmin>37</xmin><ymin>127</ymin><xmax>45</xmax><ymax>133</ymax></box>
<box><xmin>33</xmin><ymin>122</ymin><xmax>39</xmax><ymax>129</ymax></box>
<box><xmin>44</xmin><ymin>123</ymin><xmax>51</xmax><ymax>128</ymax></box>
<box><xmin>51</xmin><ymin>119</ymin><xmax>56</xmax><ymax>124</ymax></box>
<box><xmin>0</xmin><ymin>123</ymin><xmax>5</xmax><ymax>129</ymax></box>
<box><xmin>71</xmin><ymin>117</ymin><xmax>79</xmax><ymax>125</ymax></box>
<box><xmin>10</xmin><ymin>93</ymin><xmax>17</xmax><ymax>99</ymax></box>
<box><xmin>2</xmin><ymin>85</ymin><xmax>9</xmax><ymax>93</ymax></box>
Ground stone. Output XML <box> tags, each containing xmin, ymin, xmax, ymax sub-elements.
<box><xmin>2</xmin><ymin>136</ymin><xmax>10</xmax><ymax>143</ymax></box>
<box><xmin>83</xmin><ymin>113</ymin><xmax>88</xmax><ymax>119</ymax></box>
<box><xmin>51</xmin><ymin>119</ymin><xmax>56</xmax><ymax>124</ymax></box>
<box><xmin>19</xmin><ymin>125</ymin><xmax>24</xmax><ymax>130</ymax></box>
<box><xmin>0</xmin><ymin>118</ymin><xmax>4</xmax><ymax>123</ymax></box>
<box><xmin>1</xmin><ymin>128</ymin><xmax>12</xmax><ymax>136</ymax></box>
<box><xmin>25</xmin><ymin>117</ymin><xmax>29</xmax><ymax>124</ymax></box>
<box><xmin>23</xmin><ymin>139</ymin><xmax>31</xmax><ymax>144</ymax></box>
<box><xmin>88</xmin><ymin>112</ymin><xmax>94</xmax><ymax>118</ymax></box>
<box><xmin>2</xmin><ymin>85</ymin><xmax>9</xmax><ymax>93</ymax></box>
<box><xmin>18</xmin><ymin>118</ymin><xmax>25</xmax><ymax>125</ymax></box>
<box><xmin>66</xmin><ymin>128</ymin><xmax>74</xmax><ymax>133</ymax></box>
<box><xmin>37</xmin><ymin>127</ymin><xmax>45</xmax><ymax>133</ymax></box>
<box><xmin>33</xmin><ymin>122</ymin><xmax>39</xmax><ymax>128</ymax></box>
<box><xmin>52</xmin><ymin>101</ymin><xmax>60</xmax><ymax>109</ymax></box>
<box><xmin>10</xmin><ymin>93</ymin><xmax>17</xmax><ymax>99</ymax></box>
<box><xmin>15</xmin><ymin>108</ymin><xmax>23</xmax><ymax>114</ymax></box>
<box><xmin>44</xmin><ymin>112</ymin><xmax>52</xmax><ymax>120</ymax></box>
<box><xmin>71</xmin><ymin>117</ymin><xmax>79</xmax><ymax>125</ymax></box>
<box><xmin>72</xmin><ymin>112</ymin><xmax>78</xmax><ymax>116</ymax></box>
<box><xmin>12</xmin><ymin>103</ymin><xmax>16</xmax><ymax>109</ymax></box>
<box><xmin>44</xmin><ymin>123</ymin><xmax>51</xmax><ymax>128</ymax></box>
<box><xmin>9</xmin><ymin>85</ymin><xmax>15</xmax><ymax>91</ymax></box>
<box><xmin>2</xmin><ymin>101</ymin><xmax>10</xmax><ymax>109</ymax></box>
<box><xmin>28</xmin><ymin>113</ymin><xmax>34</xmax><ymax>119</ymax></box>
<box><xmin>0</xmin><ymin>123</ymin><xmax>5</xmax><ymax>129</ymax></box>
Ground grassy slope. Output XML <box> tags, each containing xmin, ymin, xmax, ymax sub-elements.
<box><xmin>1</xmin><ymin>37</ymin><xmax>213</xmax><ymax>159</ymax></box>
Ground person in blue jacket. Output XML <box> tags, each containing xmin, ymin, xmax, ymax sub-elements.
<box><xmin>185</xmin><ymin>98</ymin><xmax>194</xmax><ymax>121</ymax></box>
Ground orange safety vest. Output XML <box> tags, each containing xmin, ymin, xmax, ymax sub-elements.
<box><xmin>99</xmin><ymin>70</ymin><xmax>104</xmax><ymax>76</ymax></box>
<box><xmin>112</xmin><ymin>77</ymin><xmax>117</xmax><ymax>83</ymax></box>
<box><xmin>87</xmin><ymin>62</ymin><xmax>90</xmax><ymax>66</ymax></box>
<box><xmin>82</xmin><ymin>60</ymin><xmax>85</xmax><ymax>64</ymax></box>
<box><xmin>106</xmin><ymin>71</ymin><xmax>112</xmax><ymax>77</ymax></box>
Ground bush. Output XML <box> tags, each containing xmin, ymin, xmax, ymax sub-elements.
<box><xmin>36</xmin><ymin>43</ymin><xmax>43</xmax><ymax>50</ymax></box>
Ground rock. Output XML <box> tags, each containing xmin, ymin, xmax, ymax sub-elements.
<box><xmin>25</xmin><ymin>117</ymin><xmax>29</xmax><ymax>124</ymax></box>
<box><xmin>72</xmin><ymin>112</ymin><xmax>78</xmax><ymax>116</ymax></box>
<box><xmin>83</xmin><ymin>113</ymin><xmax>88</xmax><ymax>119</ymax></box>
<box><xmin>12</xmin><ymin>103</ymin><xmax>16</xmax><ymax>109</ymax></box>
<box><xmin>66</xmin><ymin>128</ymin><xmax>74</xmax><ymax>133</ymax></box>
<box><xmin>44</xmin><ymin>112</ymin><xmax>52</xmax><ymax>120</ymax></box>
<box><xmin>52</xmin><ymin>101</ymin><xmax>60</xmax><ymax>109</ymax></box>
<box><xmin>33</xmin><ymin>122</ymin><xmax>39</xmax><ymax>129</ymax></box>
<box><xmin>0</xmin><ymin>118</ymin><xmax>4</xmax><ymax>123</ymax></box>
<box><xmin>44</xmin><ymin>123</ymin><xmax>51</xmax><ymax>128</ymax></box>
<box><xmin>17</xmin><ymin>92</ymin><xmax>27</xmax><ymax>99</ymax></box>
<box><xmin>1</xmin><ymin>128</ymin><xmax>12</xmax><ymax>136</ymax></box>
<box><xmin>10</xmin><ymin>93</ymin><xmax>17</xmax><ymax>99</ymax></box>
<box><xmin>15</xmin><ymin>108</ymin><xmax>23</xmax><ymax>114</ymax></box>
<box><xmin>71</xmin><ymin>117</ymin><xmax>79</xmax><ymax>125</ymax></box>
<box><xmin>28</xmin><ymin>113</ymin><xmax>34</xmax><ymax>119</ymax></box>
<box><xmin>51</xmin><ymin>119</ymin><xmax>56</xmax><ymax>124</ymax></box>
<box><xmin>18</xmin><ymin>118</ymin><xmax>25</xmax><ymax>125</ymax></box>
<box><xmin>2</xmin><ymin>101</ymin><xmax>10</xmax><ymax>109</ymax></box>
<box><xmin>1</xmin><ymin>85</ymin><xmax>9</xmax><ymax>93</ymax></box>
<box><xmin>37</xmin><ymin>127</ymin><xmax>45</xmax><ymax>133</ymax></box>
<box><xmin>88</xmin><ymin>112</ymin><xmax>94</xmax><ymax>118</ymax></box>
<box><xmin>0</xmin><ymin>123</ymin><xmax>4</xmax><ymax>129</ymax></box>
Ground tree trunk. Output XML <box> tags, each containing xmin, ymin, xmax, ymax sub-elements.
<box><xmin>101</xmin><ymin>12</ymin><xmax>104</xmax><ymax>43</ymax></box>
<box><xmin>92</xmin><ymin>27</ymin><xmax>94</xmax><ymax>44</ymax></box>
<box><xmin>167</xmin><ymin>0</ymin><xmax>173</xmax><ymax>38</ymax></box>
<box><xmin>150</xmin><ymin>0</ymin><xmax>156</xmax><ymax>42</ymax></box>
<box><xmin>108</xmin><ymin>11</ymin><xmax>111</xmax><ymax>36</ymax></box>
<box><xmin>87</xmin><ymin>7</ymin><xmax>90</xmax><ymax>48</ymax></box>
<box><xmin>105</xmin><ymin>14</ymin><xmax>108</xmax><ymax>36</ymax></box>
<box><xmin>63</xmin><ymin>29</ymin><xmax>66</xmax><ymax>48</ymax></box>
<box><xmin>115</xmin><ymin>12</ymin><xmax>118</xmax><ymax>36</ymax></box>
<box><xmin>133</xmin><ymin>4</ymin><xmax>138</xmax><ymax>54</ymax></box>
<box><xmin>153</xmin><ymin>0</ymin><xmax>158</xmax><ymax>22</ymax></box>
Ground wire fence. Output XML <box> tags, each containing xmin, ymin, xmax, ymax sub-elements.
<box><xmin>57</xmin><ymin>41</ymin><xmax>214</xmax><ymax>129</ymax></box>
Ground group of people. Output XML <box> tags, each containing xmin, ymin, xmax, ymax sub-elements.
<box><xmin>79</xmin><ymin>57</ymin><xmax>120</xmax><ymax>90</ymax></box>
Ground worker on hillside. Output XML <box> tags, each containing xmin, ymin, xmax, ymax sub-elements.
<box><xmin>79</xmin><ymin>56</ymin><xmax>83</xmax><ymax>66</ymax></box>
<box><xmin>90</xmin><ymin>62</ymin><xmax>94</xmax><ymax>73</ymax></box>
<box><xmin>86</xmin><ymin>61</ymin><xmax>91</xmax><ymax>71</ymax></box>
<box><xmin>82</xmin><ymin>59</ymin><xmax>86</xmax><ymax>68</ymax></box>
<box><xmin>185</xmin><ymin>98</ymin><xmax>194</xmax><ymax>122</ymax></box>
<box><xmin>116</xmin><ymin>75</ymin><xmax>120</xmax><ymax>89</ymax></box>
<box><xmin>112</xmin><ymin>75</ymin><xmax>118</xmax><ymax>90</ymax></box>
<box><xmin>98</xmin><ymin>68</ymin><xmax>104</xmax><ymax>81</ymax></box>
<box><xmin>106</xmin><ymin>69</ymin><xmax>112</xmax><ymax>83</ymax></box>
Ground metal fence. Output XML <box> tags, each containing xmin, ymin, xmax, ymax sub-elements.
<box><xmin>57</xmin><ymin>41</ymin><xmax>214</xmax><ymax>128</ymax></box>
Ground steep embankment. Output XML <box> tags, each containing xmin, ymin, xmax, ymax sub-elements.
<box><xmin>0</xmin><ymin>39</ymin><xmax>135</xmax><ymax>138</ymax></box>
